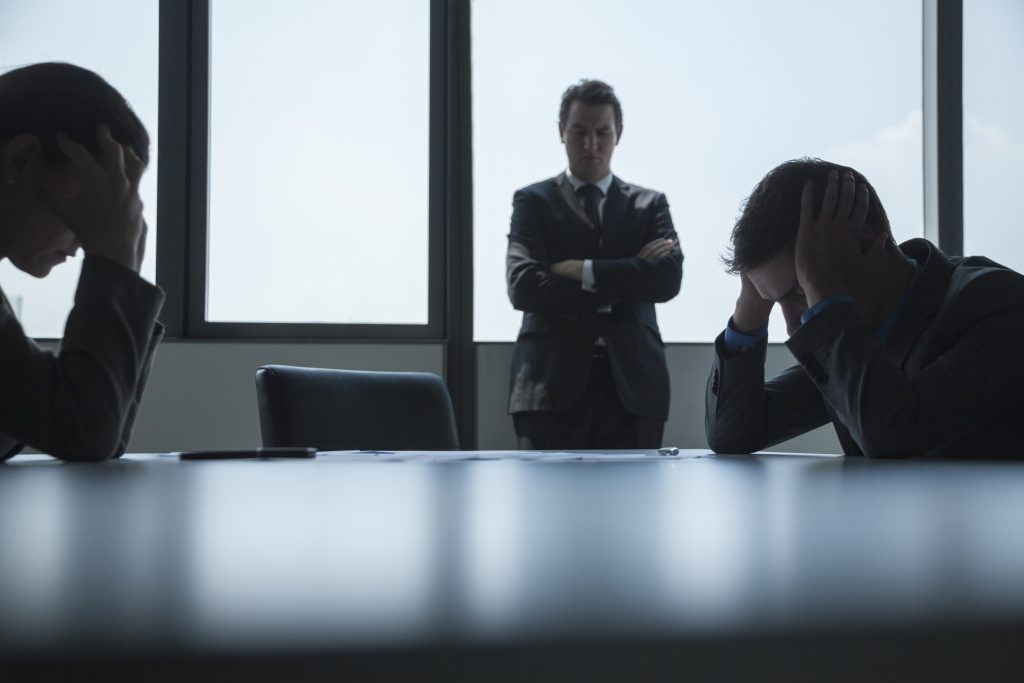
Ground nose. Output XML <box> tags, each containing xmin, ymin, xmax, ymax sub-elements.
<box><xmin>582</xmin><ymin>131</ymin><xmax>598</xmax><ymax>152</ymax></box>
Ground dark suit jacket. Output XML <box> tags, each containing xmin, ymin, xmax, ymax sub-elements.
<box><xmin>506</xmin><ymin>172</ymin><xmax>683</xmax><ymax>421</ymax></box>
<box><xmin>0</xmin><ymin>256</ymin><xmax>164</xmax><ymax>462</ymax></box>
<box><xmin>706</xmin><ymin>238</ymin><xmax>1024</xmax><ymax>458</ymax></box>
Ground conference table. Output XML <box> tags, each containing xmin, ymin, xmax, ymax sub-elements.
<box><xmin>2</xmin><ymin>449</ymin><xmax>1024</xmax><ymax>681</ymax></box>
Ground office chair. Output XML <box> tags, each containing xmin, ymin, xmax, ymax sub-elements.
<box><xmin>255</xmin><ymin>365</ymin><xmax>460</xmax><ymax>451</ymax></box>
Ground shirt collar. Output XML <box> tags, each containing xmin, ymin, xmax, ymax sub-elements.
<box><xmin>566</xmin><ymin>169</ymin><xmax>613</xmax><ymax>196</ymax></box>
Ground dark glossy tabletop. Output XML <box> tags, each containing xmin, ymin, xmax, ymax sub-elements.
<box><xmin>3</xmin><ymin>450</ymin><xmax>1024</xmax><ymax>681</ymax></box>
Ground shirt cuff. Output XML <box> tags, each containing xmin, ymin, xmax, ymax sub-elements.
<box><xmin>581</xmin><ymin>259</ymin><xmax>596</xmax><ymax>292</ymax></box>
<box><xmin>799</xmin><ymin>295</ymin><xmax>853</xmax><ymax>326</ymax></box>
<box><xmin>723</xmin><ymin>317</ymin><xmax>768</xmax><ymax>354</ymax></box>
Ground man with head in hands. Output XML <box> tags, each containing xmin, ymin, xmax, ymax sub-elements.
<box><xmin>706</xmin><ymin>158</ymin><xmax>1024</xmax><ymax>458</ymax></box>
<box><xmin>0</xmin><ymin>62</ymin><xmax>163</xmax><ymax>462</ymax></box>
<box><xmin>506</xmin><ymin>79</ymin><xmax>683</xmax><ymax>450</ymax></box>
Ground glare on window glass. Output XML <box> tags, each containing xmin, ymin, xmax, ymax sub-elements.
<box><xmin>0</xmin><ymin>0</ymin><xmax>159</xmax><ymax>338</ymax></box>
<box><xmin>206</xmin><ymin>0</ymin><xmax>430</xmax><ymax>324</ymax></box>
<box><xmin>472</xmin><ymin>0</ymin><xmax>922</xmax><ymax>342</ymax></box>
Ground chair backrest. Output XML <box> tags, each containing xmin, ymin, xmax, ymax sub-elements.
<box><xmin>255</xmin><ymin>365</ymin><xmax>460</xmax><ymax>451</ymax></box>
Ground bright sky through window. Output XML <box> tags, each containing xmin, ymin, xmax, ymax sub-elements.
<box><xmin>472</xmin><ymin>0</ymin><xmax>923</xmax><ymax>342</ymax></box>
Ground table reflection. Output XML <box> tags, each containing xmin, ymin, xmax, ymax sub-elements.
<box><xmin>3</xmin><ymin>453</ymin><xmax>1024</xmax><ymax>656</ymax></box>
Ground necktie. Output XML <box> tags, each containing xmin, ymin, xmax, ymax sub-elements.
<box><xmin>577</xmin><ymin>184</ymin><xmax>603</xmax><ymax>234</ymax></box>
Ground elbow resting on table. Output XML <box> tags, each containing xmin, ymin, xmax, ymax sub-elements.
<box><xmin>705</xmin><ymin>428</ymin><xmax>762</xmax><ymax>456</ymax></box>
<box><xmin>47</xmin><ymin>426</ymin><xmax>127</xmax><ymax>463</ymax></box>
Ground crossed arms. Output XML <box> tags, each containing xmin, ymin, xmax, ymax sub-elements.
<box><xmin>506</xmin><ymin>188</ymin><xmax>683</xmax><ymax>314</ymax></box>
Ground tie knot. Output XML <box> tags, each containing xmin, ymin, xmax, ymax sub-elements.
<box><xmin>578</xmin><ymin>184</ymin><xmax>603</xmax><ymax>202</ymax></box>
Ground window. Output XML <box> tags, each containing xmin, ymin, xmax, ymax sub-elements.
<box><xmin>204</xmin><ymin>0</ymin><xmax>431</xmax><ymax>325</ymax></box>
<box><xmin>472</xmin><ymin>0</ymin><xmax>923</xmax><ymax>342</ymax></box>
<box><xmin>962</xmin><ymin>0</ymin><xmax>1024</xmax><ymax>269</ymax></box>
<box><xmin>0</xmin><ymin>0</ymin><xmax>159</xmax><ymax>338</ymax></box>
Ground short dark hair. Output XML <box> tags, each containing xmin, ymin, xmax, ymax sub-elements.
<box><xmin>723</xmin><ymin>158</ymin><xmax>892</xmax><ymax>274</ymax></box>
<box><xmin>0</xmin><ymin>62</ymin><xmax>149</xmax><ymax>167</ymax></box>
<box><xmin>559</xmin><ymin>79</ymin><xmax>623</xmax><ymax>134</ymax></box>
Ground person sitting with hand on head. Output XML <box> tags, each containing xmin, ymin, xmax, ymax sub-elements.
<box><xmin>706</xmin><ymin>157</ymin><xmax>1024</xmax><ymax>458</ymax></box>
<box><xmin>0</xmin><ymin>62</ymin><xmax>164</xmax><ymax>462</ymax></box>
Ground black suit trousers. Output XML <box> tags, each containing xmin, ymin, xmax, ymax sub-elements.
<box><xmin>513</xmin><ymin>355</ymin><xmax>665</xmax><ymax>450</ymax></box>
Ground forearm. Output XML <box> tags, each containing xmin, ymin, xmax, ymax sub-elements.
<box><xmin>786</xmin><ymin>300</ymin><xmax>1024</xmax><ymax>457</ymax></box>
<box><xmin>112</xmin><ymin>322</ymin><xmax>165</xmax><ymax>458</ymax></box>
<box><xmin>0</xmin><ymin>256</ymin><xmax>164</xmax><ymax>461</ymax></box>
<box><xmin>591</xmin><ymin>251</ymin><xmax>683</xmax><ymax>303</ymax></box>
<box><xmin>507</xmin><ymin>243</ymin><xmax>605</xmax><ymax>313</ymax></box>
<box><xmin>707</xmin><ymin>333</ymin><xmax>829</xmax><ymax>453</ymax></box>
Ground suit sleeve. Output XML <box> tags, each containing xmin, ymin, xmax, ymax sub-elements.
<box><xmin>785</xmin><ymin>275</ymin><xmax>1024</xmax><ymax>458</ymax></box>
<box><xmin>705</xmin><ymin>332</ymin><xmax>830</xmax><ymax>454</ymax></box>
<box><xmin>0</xmin><ymin>255</ymin><xmax>165</xmax><ymax>462</ymax></box>
<box><xmin>506</xmin><ymin>189</ymin><xmax>603</xmax><ymax>314</ymax></box>
<box><xmin>112</xmin><ymin>322</ymin><xmax>164</xmax><ymax>459</ymax></box>
<box><xmin>591</xmin><ymin>193</ymin><xmax>683</xmax><ymax>303</ymax></box>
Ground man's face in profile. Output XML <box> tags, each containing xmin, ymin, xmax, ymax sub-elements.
<box><xmin>745</xmin><ymin>249</ymin><xmax>808</xmax><ymax>337</ymax></box>
<box><xmin>560</xmin><ymin>101</ymin><xmax>619</xmax><ymax>183</ymax></box>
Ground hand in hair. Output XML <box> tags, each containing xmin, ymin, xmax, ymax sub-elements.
<box><xmin>47</xmin><ymin>124</ymin><xmax>146</xmax><ymax>273</ymax></box>
<box><xmin>794</xmin><ymin>170</ymin><xmax>880</xmax><ymax>307</ymax></box>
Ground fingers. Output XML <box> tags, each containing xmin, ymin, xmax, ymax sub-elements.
<box><xmin>56</xmin><ymin>132</ymin><xmax>103</xmax><ymax>181</ymax></box>
<box><xmin>637</xmin><ymin>238</ymin><xmax>677</xmax><ymax>260</ymax></box>
<box><xmin>836</xmin><ymin>170</ymin><xmax>856</xmax><ymax>221</ymax></box>
<box><xmin>123</xmin><ymin>146</ymin><xmax>145</xmax><ymax>191</ymax></box>
<box><xmin>799</xmin><ymin>180</ymin><xmax>814</xmax><ymax>229</ymax></box>
<box><xmin>819</xmin><ymin>170</ymin><xmax>839</xmax><ymax>222</ymax></box>
<box><xmin>96</xmin><ymin>124</ymin><xmax>126</xmax><ymax>180</ymax></box>
<box><xmin>57</xmin><ymin>125</ymin><xmax>140</xmax><ymax>188</ymax></box>
<box><xmin>851</xmin><ymin>181</ymin><xmax>870</xmax><ymax>230</ymax></box>
<box><xmin>864</xmin><ymin>232</ymin><xmax>887</xmax><ymax>259</ymax></box>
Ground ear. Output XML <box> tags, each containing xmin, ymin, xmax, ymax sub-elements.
<box><xmin>615</xmin><ymin>124</ymin><xmax>623</xmax><ymax>146</ymax></box>
<box><xmin>2</xmin><ymin>134</ymin><xmax>45</xmax><ymax>187</ymax></box>
<box><xmin>558</xmin><ymin>122</ymin><xmax>567</xmax><ymax>144</ymax></box>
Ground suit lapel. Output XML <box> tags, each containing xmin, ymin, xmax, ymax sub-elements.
<box><xmin>555</xmin><ymin>173</ymin><xmax>591</xmax><ymax>229</ymax></box>
<box><xmin>883</xmin><ymin>240</ymin><xmax>954</xmax><ymax>368</ymax></box>
<box><xmin>602</xmin><ymin>177</ymin><xmax>628</xmax><ymax>244</ymax></box>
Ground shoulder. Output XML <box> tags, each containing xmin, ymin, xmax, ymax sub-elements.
<box><xmin>899</xmin><ymin>238</ymin><xmax>1024</xmax><ymax>330</ymax></box>
<box><xmin>612</xmin><ymin>177</ymin><xmax>668</xmax><ymax>209</ymax></box>
<box><xmin>945</xmin><ymin>247</ymin><xmax>1024</xmax><ymax>297</ymax></box>
<box><xmin>939</xmin><ymin>248</ymin><xmax>1024</xmax><ymax>320</ymax></box>
<box><xmin>514</xmin><ymin>174</ymin><xmax>563</xmax><ymax>201</ymax></box>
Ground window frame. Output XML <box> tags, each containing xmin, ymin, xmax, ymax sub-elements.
<box><xmin>154</xmin><ymin>0</ymin><xmax>965</xmax><ymax>343</ymax></box>
<box><xmin>146</xmin><ymin>0</ymin><xmax>965</xmax><ymax>450</ymax></box>
<box><xmin>158</xmin><ymin>0</ymin><xmax>447</xmax><ymax>340</ymax></box>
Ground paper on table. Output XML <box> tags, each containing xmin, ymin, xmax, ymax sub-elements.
<box><xmin>318</xmin><ymin>449</ymin><xmax>713</xmax><ymax>462</ymax></box>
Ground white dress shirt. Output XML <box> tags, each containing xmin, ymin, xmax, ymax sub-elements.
<box><xmin>565</xmin><ymin>170</ymin><xmax>613</xmax><ymax>297</ymax></box>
